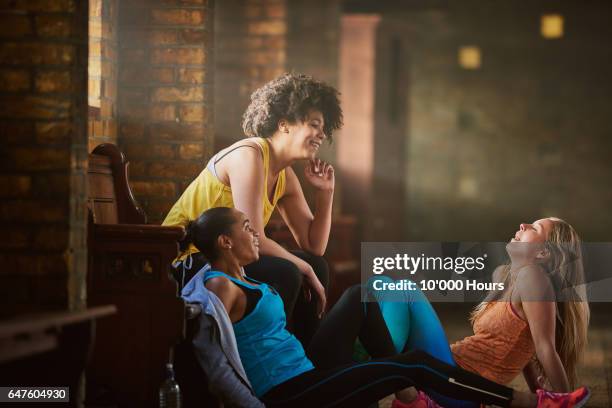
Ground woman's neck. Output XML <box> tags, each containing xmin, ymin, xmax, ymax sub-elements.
<box><xmin>507</xmin><ymin>258</ymin><xmax>540</xmax><ymax>285</ymax></box>
<box><xmin>266</xmin><ymin>133</ymin><xmax>296</xmax><ymax>174</ymax></box>
<box><xmin>210</xmin><ymin>256</ymin><xmax>243</xmax><ymax>280</ymax></box>
<box><xmin>508</xmin><ymin>255</ymin><xmax>537</xmax><ymax>272</ymax></box>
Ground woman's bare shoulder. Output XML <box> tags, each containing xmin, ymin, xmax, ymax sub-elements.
<box><xmin>205</xmin><ymin>275</ymin><xmax>237</xmax><ymax>295</ymax></box>
<box><xmin>223</xmin><ymin>138</ymin><xmax>263</xmax><ymax>155</ymax></box>
<box><xmin>516</xmin><ymin>264</ymin><xmax>554</xmax><ymax>300</ymax></box>
<box><xmin>214</xmin><ymin>138</ymin><xmax>265</xmax><ymax>179</ymax></box>
<box><xmin>491</xmin><ymin>265</ymin><xmax>508</xmax><ymax>283</ymax></box>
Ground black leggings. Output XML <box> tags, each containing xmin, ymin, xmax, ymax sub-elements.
<box><xmin>176</xmin><ymin>250</ymin><xmax>329</xmax><ymax>347</ymax></box>
<box><xmin>261</xmin><ymin>286</ymin><xmax>514</xmax><ymax>408</ymax></box>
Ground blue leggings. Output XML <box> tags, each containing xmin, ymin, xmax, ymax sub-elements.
<box><xmin>368</xmin><ymin>276</ymin><xmax>478</xmax><ymax>408</ymax></box>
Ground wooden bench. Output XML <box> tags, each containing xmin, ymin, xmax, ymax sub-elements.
<box><xmin>86</xmin><ymin>143</ymin><xmax>186</xmax><ymax>407</ymax></box>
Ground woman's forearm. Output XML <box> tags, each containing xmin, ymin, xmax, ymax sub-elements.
<box><xmin>306</xmin><ymin>189</ymin><xmax>333</xmax><ymax>256</ymax></box>
<box><xmin>522</xmin><ymin>360</ymin><xmax>541</xmax><ymax>393</ymax></box>
<box><xmin>536</xmin><ymin>345</ymin><xmax>570</xmax><ymax>392</ymax></box>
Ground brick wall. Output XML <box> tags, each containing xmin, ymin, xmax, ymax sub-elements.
<box><xmin>117</xmin><ymin>0</ymin><xmax>214</xmax><ymax>224</ymax></box>
<box><xmin>387</xmin><ymin>1</ymin><xmax>612</xmax><ymax>241</ymax></box>
<box><xmin>243</xmin><ymin>0</ymin><xmax>286</xmax><ymax>98</ymax></box>
<box><xmin>88</xmin><ymin>0</ymin><xmax>118</xmax><ymax>150</ymax></box>
<box><xmin>215</xmin><ymin>0</ymin><xmax>287</xmax><ymax>150</ymax></box>
<box><xmin>0</xmin><ymin>0</ymin><xmax>88</xmax><ymax>317</ymax></box>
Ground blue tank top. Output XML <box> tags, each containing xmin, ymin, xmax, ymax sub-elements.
<box><xmin>203</xmin><ymin>271</ymin><xmax>314</xmax><ymax>397</ymax></box>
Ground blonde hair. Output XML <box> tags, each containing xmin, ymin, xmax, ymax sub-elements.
<box><xmin>471</xmin><ymin>217</ymin><xmax>590</xmax><ymax>388</ymax></box>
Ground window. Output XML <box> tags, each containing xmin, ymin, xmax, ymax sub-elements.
<box><xmin>541</xmin><ymin>14</ymin><xmax>563</xmax><ymax>39</ymax></box>
<box><xmin>458</xmin><ymin>46</ymin><xmax>481</xmax><ymax>70</ymax></box>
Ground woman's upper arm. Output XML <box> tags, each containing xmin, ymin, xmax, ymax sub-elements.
<box><xmin>276</xmin><ymin>167</ymin><xmax>314</xmax><ymax>248</ymax></box>
<box><xmin>225</xmin><ymin>145</ymin><xmax>266</xmax><ymax>234</ymax></box>
<box><xmin>519</xmin><ymin>267</ymin><xmax>557</xmax><ymax>348</ymax></box>
<box><xmin>205</xmin><ymin>277</ymin><xmax>238</xmax><ymax>315</ymax></box>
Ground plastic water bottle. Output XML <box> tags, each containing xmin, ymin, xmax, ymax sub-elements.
<box><xmin>159</xmin><ymin>363</ymin><xmax>181</xmax><ymax>408</ymax></box>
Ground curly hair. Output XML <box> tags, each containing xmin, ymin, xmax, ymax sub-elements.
<box><xmin>242</xmin><ymin>73</ymin><xmax>343</xmax><ymax>142</ymax></box>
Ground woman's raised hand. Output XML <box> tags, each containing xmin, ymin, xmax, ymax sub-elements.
<box><xmin>304</xmin><ymin>159</ymin><xmax>334</xmax><ymax>192</ymax></box>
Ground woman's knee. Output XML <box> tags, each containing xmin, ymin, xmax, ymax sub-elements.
<box><xmin>338</xmin><ymin>284</ymin><xmax>362</xmax><ymax>303</ymax></box>
<box><xmin>310</xmin><ymin>255</ymin><xmax>329</xmax><ymax>276</ymax></box>
<box><xmin>305</xmin><ymin>254</ymin><xmax>330</xmax><ymax>288</ymax></box>
<box><xmin>274</xmin><ymin>257</ymin><xmax>303</xmax><ymax>289</ymax></box>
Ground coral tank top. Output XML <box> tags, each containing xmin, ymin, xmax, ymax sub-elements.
<box><xmin>451</xmin><ymin>301</ymin><xmax>535</xmax><ymax>384</ymax></box>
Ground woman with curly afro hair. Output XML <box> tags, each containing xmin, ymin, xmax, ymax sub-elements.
<box><xmin>163</xmin><ymin>73</ymin><xmax>343</xmax><ymax>346</ymax></box>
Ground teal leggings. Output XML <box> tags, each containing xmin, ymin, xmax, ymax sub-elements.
<box><xmin>367</xmin><ymin>276</ymin><xmax>478</xmax><ymax>408</ymax></box>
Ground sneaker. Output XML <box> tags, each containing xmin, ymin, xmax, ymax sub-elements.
<box><xmin>537</xmin><ymin>386</ymin><xmax>590</xmax><ymax>408</ymax></box>
<box><xmin>391</xmin><ymin>391</ymin><xmax>443</xmax><ymax>408</ymax></box>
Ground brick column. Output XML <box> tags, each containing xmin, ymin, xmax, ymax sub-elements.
<box><xmin>243</xmin><ymin>0</ymin><xmax>286</xmax><ymax>96</ymax></box>
<box><xmin>0</xmin><ymin>0</ymin><xmax>89</xmax><ymax>316</ymax></box>
<box><xmin>117</xmin><ymin>0</ymin><xmax>214</xmax><ymax>223</ymax></box>
<box><xmin>88</xmin><ymin>0</ymin><xmax>118</xmax><ymax>150</ymax></box>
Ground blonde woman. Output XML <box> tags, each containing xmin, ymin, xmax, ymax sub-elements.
<box><xmin>377</xmin><ymin>217</ymin><xmax>590</xmax><ymax>408</ymax></box>
<box><xmin>453</xmin><ymin>218</ymin><xmax>589</xmax><ymax>392</ymax></box>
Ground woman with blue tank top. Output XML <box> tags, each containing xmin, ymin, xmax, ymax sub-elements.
<box><xmin>187</xmin><ymin>207</ymin><xmax>589</xmax><ymax>408</ymax></box>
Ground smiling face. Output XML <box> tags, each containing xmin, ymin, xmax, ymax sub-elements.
<box><xmin>507</xmin><ymin>217</ymin><xmax>555</xmax><ymax>261</ymax></box>
<box><xmin>226</xmin><ymin>209</ymin><xmax>260</xmax><ymax>265</ymax></box>
<box><xmin>281</xmin><ymin>109</ymin><xmax>326</xmax><ymax>159</ymax></box>
<box><xmin>510</xmin><ymin>218</ymin><xmax>555</xmax><ymax>244</ymax></box>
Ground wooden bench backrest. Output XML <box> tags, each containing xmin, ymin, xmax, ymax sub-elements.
<box><xmin>88</xmin><ymin>143</ymin><xmax>146</xmax><ymax>225</ymax></box>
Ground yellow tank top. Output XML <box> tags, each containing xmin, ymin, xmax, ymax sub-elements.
<box><xmin>162</xmin><ymin>137</ymin><xmax>286</xmax><ymax>260</ymax></box>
